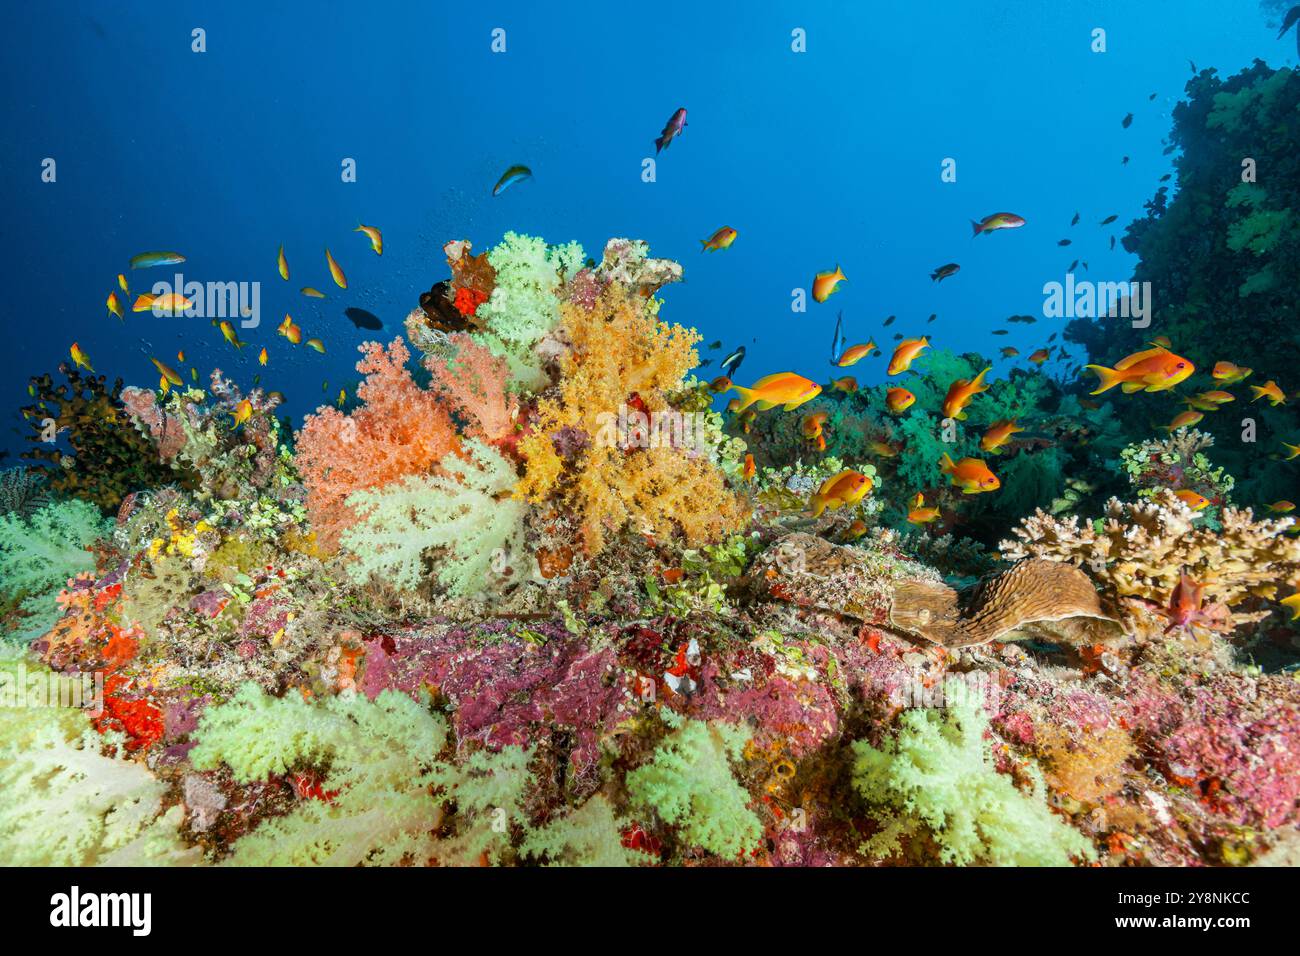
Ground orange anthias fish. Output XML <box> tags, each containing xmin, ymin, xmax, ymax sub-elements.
<box><xmin>941</xmin><ymin>366</ymin><xmax>991</xmax><ymax>420</ymax></box>
<box><xmin>132</xmin><ymin>293</ymin><xmax>157</xmax><ymax>312</ymax></box>
<box><xmin>278</xmin><ymin>314</ymin><xmax>303</xmax><ymax>345</ymax></box>
<box><xmin>106</xmin><ymin>291</ymin><xmax>124</xmax><ymax>321</ymax></box>
<box><xmin>1085</xmin><ymin>346</ymin><xmax>1194</xmax><ymax>395</ymax></box>
<box><xmin>906</xmin><ymin>492</ymin><xmax>941</xmax><ymax>525</ymax></box>
<box><xmin>1212</xmin><ymin>361</ymin><xmax>1252</xmax><ymax>385</ymax></box>
<box><xmin>1174</xmin><ymin>489</ymin><xmax>1211</xmax><ymax>511</ymax></box>
<box><xmin>730</xmin><ymin>373</ymin><xmax>822</xmax><ymax>411</ymax></box>
<box><xmin>830</xmin><ymin>375</ymin><xmax>858</xmax><ymax>393</ymax></box>
<box><xmin>305</xmin><ymin>338</ymin><xmax>326</xmax><ymax>354</ymax></box>
<box><xmin>834</xmin><ymin>341</ymin><xmax>876</xmax><ymax>367</ymax></box>
<box><xmin>355</xmin><ymin>223</ymin><xmax>383</xmax><ymax>255</ymax></box>
<box><xmin>869</xmin><ymin>440</ymin><xmax>901</xmax><ymax>458</ymax></box>
<box><xmin>1282</xmin><ymin>442</ymin><xmax>1300</xmax><ymax>460</ymax></box>
<box><xmin>218</xmin><ymin>320</ymin><xmax>245</xmax><ymax>349</ymax></box>
<box><xmin>940</xmin><ymin>453</ymin><xmax>1000</xmax><ymax>494</ymax></box>
<box><xmin>1000</xmin><ymin>347</ymin><xmax>1019</xmax><ymax>358</ymax></box>
<box><xmin>1028</xmin><ymin>349</ymin><xmax>1051</xmax><ymax>365</ymax></box>
<box><xmin>809</xmin><ymin>470</ymin><xmax>873</xmax><ymax>517</ymax></box>
<box><xmin>742</xmin><ymin>454</ymin><xmax>756</xmax><ymax>481</ymax></box>
<box><xmin>1250</xmin><ymin>380</ymin><xmax>1286</xmax><ymax>406</ymax></box>
<box><xmin>811</xmin><ymin>265</ymin><xmax>846</xmax><ymax>304</ymax></box>
<box><xmin>1150</xmin><ymin>335</ymin><xmax>1172</xmax><ymax>349</ymax></box>
<box><xmin>230</xmin><ymin>399</ymin><xmax>253</xmax><ymax>428</ymax></box>
<box><xmin>885</xmin><ymin>387</ymin><xmax>915</xmax><ymax>413</ymax></box>
<box><xmin>1196</xmin><ymin>390</ymin><xmax>1235</xmax><ymax>405</ymax></box>
<box><xmin>69</xmin><ymin>342</ymin><xmax>94</xmax><ymax>372</ymax></box>
<box><xmin>150</xmin><ymin>357</ymin><xmax>183</xmax><ymax>387</ymax></box>
<box><xmin>709</xmin><ymin>376</ymin><xmax>732</xmax><ymax>393</ymax></box>
<box><xmin>1163</xmin><ymin>410</ymin><xmax>1204</xmax><ymax>431</ymax></box>
<box><xmin>325</xmin><ymin>248</ymin><xmax>347</xmax><ymax>289</ymax></box>
<box><xmin>802</xmin><ymin>412</ymin><xmax>828</xmax><ymax>439</ymax></box>
<box><xmin>117</xmin><ymin>273</ymin><xmax>130</xmax><ymax>295</ymax></box>
<box><xmin>151</xmin><ymin>292</ymin><xmax>193</xmax><ymax>314</ymax></box>
<box><xmin>1161</xmin><ymin>572</ymin><xmax>1212</xmax><ymax>633</ymax></box>
<box><xmin>277</xmin><ymin>245</ymin><xmax>290</xmax><ymax>280</ymax></box>
<box><xmin>971</xmin><ymin>212</ymin><xmax>1026</xmax><ymax>236</ymax></box>
<box><xmin>258</xmin><ymin>347</ymin><xmax>268</xmax><ymax>366</ymax></box>
<box><xmin>1269</xmin><ymin>500</ymin><xmax>1297</xmax><ymax>513</ymax></box>
<box><xmin>980</xmin><ymin>419</ymin><xmax>1024</xmax><ymax>453</ymax></box>
<box><xmin>700</xmin><ymin>226</ymin><xmax>737</xmax><ymax>252</ymax></box>
<box><xmin>887</xmin><ymin>337</ymin><xmax>930</xmax><ymax>375</ymax></box>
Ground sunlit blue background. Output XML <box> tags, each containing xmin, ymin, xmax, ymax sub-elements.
<box><xmin>0</xmin><ymin>0</ymin><xmax>1287</xmax><ymax>461</ymax></box>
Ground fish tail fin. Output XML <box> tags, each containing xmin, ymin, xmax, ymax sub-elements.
<box><xmin>654</xmin><ymin>135</ymin><xmax>667</xmax><ymax>153</ymax></box>
<box><xmin>1085</xmin><ymin>364</ymin><xmax>1124</xmax><ymax>394</ymax></box>
<box><xmin>729</xmin><ymin>385</ymin><xmax>757</xmax><ymax>411</ymax></box>
<box><xmin>939</xmin><ymin>453</ymin><xmax>956</xmax><ymax>475</ymax></box>
<box><xmin>930</xmin><ymin>270</ymin><xmax>940</xmax><ymax>281</ymax></box>
<box><xmin>700</xmin><ymin>239</ymin><xmax>710</xmax><ymax>252</ymax></box>
<box><xmin>809</xmin><ymin>495</ymin><xmax>826</xmax><ymax>518</ymax></box>
<box><xmin>1249</xmin><ymin>385</ymin><xmax>1266</xmax><ymax>402</ymax></box>
<box><xmin>971</xmin><ymin>220</ymin><xmax>983</xmax><ymax>237</ymax></box>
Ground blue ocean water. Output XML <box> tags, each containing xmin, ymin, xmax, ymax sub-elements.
<box><xmin>0</xmin><ymin>0</ymin><xmax>1284</xmax><ymax>462</ymax></box>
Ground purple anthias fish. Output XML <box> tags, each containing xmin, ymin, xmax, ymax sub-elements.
<box><xmin>655</xmin><ymin>107</ymin><xmax>687</xmax><ymax>153</ymax></box>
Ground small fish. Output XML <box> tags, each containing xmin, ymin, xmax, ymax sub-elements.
<box><xmin>709</xmin><ymin>376</ymin><xmax>732</xmax><ymax>393</ymax></box>
<box><xmin>886</xmin><ymin>387</ymin><xmax>915</xmax><ymax>414</ymax></box>
<box><xmin>150</xmin><ymin>292</ymin><xmax>192</xmax><ymax>314</ymax></box>
<box><xmin>230</xmin><ymin>399</ymin><xmax>253</xmax><ymax>428</ymax></box>
<box><xmin>258</xmin><ymin>347</ymin><xmax>268</xmax><ymax>366</ymax></box>
<box><xmin>742</xmin><ymin>454</ymin><xmax>756</xmax><ymax>481</ymax></box>
<box><xmin>1173</xmin><ymin>489</ymin><xmax>1211</xmax><ymax>511</ymax></box>
<box><xmin>1150</xmin><ymin>335</ymin><xmax>1172</xmax><ymax>349</ymax></box>
<box><xmin>1196</xmin><ymin>390</ymin><xmax>1235</xmax><ymax>404</ymax></box>
<box><xmin>801</xmin><ymin>411</ymin><xmax>828</xmax><ymax>439</ymax></box>
<box><xmin>887</xmin><ymin>337</ymin><xmax>929</xmax><ymax>375</ymax></box>
<box><xmin>1269</xmin><ymin>500</ymin><xmax>1296</xmax><ymax>513</ymax></box>
<box><xmin>720</xmin><ymin>346</ymin><xmax>746</xmax><ymax>378</ymax></box>
<box><xmin>708</xmin><ymin>340</ymin><xmax>722</xmax><ymax>350</ymax></box>
<box><xmin>344</xmin><ymin>307</ymin><xmax>383</xmax><ymax>331</ymax></box>
<box><xmin>927</xmin><ymin>313</ymin><xmax>937</xmax><ymax>323</ymax></box>
<box><xmin>654</xmin><ymin>108</ymin><xmax>688</xmax><ymax>153</ymax></box>
<box><xmin>700</xmin><ymin>226</ymin><xmax>738</xmax><ymax>252</ymax></box>
<box><xmin>1000</xmin><ymin>347</ymin><xmax>1019</xmax><ymax>358</ymax></box>
<box><xmin>1163</xmin><ymin>410</ymin><xmax>1204</xmax><ymax>431</ymax></box>
<box><xmin>218</xmin><ymin>320</ymin><xmax>245</xmax><ymax>349</ymax></box>
<box><xmin>869</xmin><ymin>440</ymin><xmax>901</xmax><ymax>458</ymax></box>
<box><xmin>1282</xmin><ymin>442</ymin><xmax>1300</xmax><ymax>460</ymax></box>
<box><xmin>1006</xmin><ymin>314</ymin><xmax>1037</xmax><ymax>324</ymax></box>
<box><xmin>337</xmin><ymin>388</ymin><xmax>346</xmax><ymax>408</ymax></box>
<box><xmin>1068</xmin><ymin>259</ymin><xmax>1078</xmax><ymax>272</ymax></box>
<box><xmin>354</xmin><ymin>223</ymin><xmax>383</xmax><ymax>255</ymax></box>
<box><xmin>1070</xmin><ymin>211</ymin><xmax>1080</xmax><ymax>226</ymax></box>
<box><xmin>1212</xmin><ymin>361</ymin><xmax>1253</xmax><ymax>385</ymax></box>
<box><xmin>980</xmin><ymin>419</ymin><xmax>1024</xmax><ymax>453</ymax></box>
<box><xmin>1109</xmin><ymin>236</ymin><xmax>1117</xmax><ymax>250</ymax></box>
<box><xmin>835</xmin><ymin>342</ymin><xmax>876</xmax><ymax>367</ymax></box>
<box><xmin>930</xmin><ymin>262</ymin><xmax>960</xmax><ymax>282</ymax></box>
<box><xmin>1100</xmin><ymin>214</ymin><xmax>1118</xmax><ymax>225</ymax></box>
<box><xmin>1057</xmin><ymin>239</ymin><xmax>1072</xmax><ymax>247</ymax></box>
<box><xmin>177</xmin><ymin>350</ymin><xmax>185</xmax><ymax>363</ymax></box>
<box><xmin>809</xmin><ymin>470</ymin><xmax>873</xmax><ymax>518</ymax></box>
<box><xmin>907</xmin><ymin>492</ymin><xmax>942</xmax><ymax>525</ymax></box>
<box><xmin>301</xmin><ymin>287</ymin><xmax>326</xmax><ymax>299</ymax></box>
<box><xmin>278</xmin><ymin>314</ymin><xmax>303</xmax><ymax>345</ymax></box>
<box><xmin>992</xmin><ymin>329</ymin><xmax>1009</xmax><ymax>336</ymax></box>
<box><xmin>843</xmin><ymin>519</ymin><xmax>868</xmax><ymax>541</ymax></box>
<box><xmin>1249</xmin><ymin>380</ymin><xmax>1286</xmax><ymax>406</ymax></box>
<box><xmin>1085</xmin><ymin>346</ymin><xmax>1194</xmax><ymax>394</ymax></box>
<box><xmin>941</xmin><ymin>366</ymin><xmax>991</xmax><ymax>420</ymax></box>
<box><xmin>1122</xmin><ymin>112</ymin><xmax>1133</xmax><ymax>128</ymax></box>
<box><xmin>882</xmin><ymin>315</ymin><xmax>896</xmax><ymax>327</ymax></box>
<box><xmin>1183</xmin><ymin>396</ymin><xmax>1220</xmax><ymax>413</ymax></box>
<box><xmin>159</xmin><ymin>375</ymin><xmax>170</xmax><ymax>396</ymax></box>
<box><xmin>190</xmin><ymin>367</ymin><xmax>198</xmax><ymax>382</ymax></box>
<box><xmin>305</xmin><ymin>338</ymin><xmax>326</xmax><ymax>354</ymax></box>
<box><xmin>69</xmin><ymin>342</ymin><xmax>94</xmax><ymax>372</ymax></box>
<box><xmin>150</xmin><ymin>357</ymin><xmax>183</xmax><ymax>386</ymax></box>
<box><xmin>940</xmin><ymin>453</ymin><xmax>1000</xmax><ymax>494</ymax></box>
<box><xmin>830</xmin><ymin>375</ymin><xmax>858</xmax><ymax>394</ymax></box>
<box><xmin>325</xmin><ymin>248</ymin><xmax>347</xmax><ymax>289</ymax></box>
<box><xmin>812</xmin><ymin>265</ymin><xmax>846</xmax><ymax>303</ymax></box>
<box><xmin>117</xmin><ymin>273</ymin><xmax>130</xmax><ymax>295</ymax></box>
<box><xmin>277</xmin><ymin>245</ymin><xmax>290</xmax><ymax>280</ymax></box>
<box><xmin>971</xmin><ymin>212</ymin><xmax>1026</xmax><ymax>236</ymax></box>
<box><xmin>106</xmin><ymin>291</ymin><xmax>123</xmax><ymax>320</ymax></box>
<box><xmin>130</xmin><ymin>251</ymin><xmax>185</xmax><ymax>269</ymax></box>
<box><xmin>131</xmin><ymin>293</ymin><xmax>156</xmax><ymax>312</ymax></box>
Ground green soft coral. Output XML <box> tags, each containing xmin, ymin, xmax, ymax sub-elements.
<box><xmin>626</xmin><ymin>717</ymin><xmax>761</xmax><ymax>859</ymax></box>
<box><xmin>340</xmin><ymin>439</ymin><xmax>526</xmax><ymax>596</ymax></box>
<box><xmin>850</xmin><ymin>684</ymin><xmax>1095</xmax><ymax>866</ymax></box>
<box><xmin>0</xmin><ymin>499</ymin><xmax>105</xmax><ymax>642</ymax></box>
<box><xmin>520</xmin><ymin>795</ymin><xmax>645</xmax><ymax>867</ymax></box>
<box><xmin>190</xmin><ymin>683</ymin><xmax>449</xmax><ymax>866</ymax></box>
<box><xmin>0</xmin><ymin>659</ymin><xmax>198</xmax><ymax>865</ymax></box>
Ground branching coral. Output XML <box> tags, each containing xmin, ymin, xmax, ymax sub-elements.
<box><xmin>1001</xmin><ymin>489</ymin><xmax>1300</xmax><ymax>622</ymax></box>
<box><xmin>425</xmin><ymin>332</ymin><xmax>516</xmax><ymax>444</ymax></box>
<box><xmin>516</xmin><ymin>281</ymin><xmax>747</xmax><ymax>553</ymax></box>
<box><xmin>295</xmin><ymin>337</ymin><xmax>459</xmax><ymax>551</ymax></box>
<box><xmin>850</xmin><ymin>686</ymin><xmax>1096</xmax><ymax>866</ymax></box>
<box><xmin>341</xmin><ymin>439</ymin><xmax>527</xmax><ymax>596</ymax></box>
<box><xmin>0</xmin><ymin>499</ymin><xmax>105</xmax><ymax>642</ymax></box>
<box><xmin>626</xmin><ymin>716</ymin><xmax>761</xmax><ymax>859</ymax></box>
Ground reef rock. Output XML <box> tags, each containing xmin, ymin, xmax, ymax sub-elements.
<box><xmin>751</xmin><ymin>532</ymin><xmax>1122</xmax><ymax>648</ymax></box>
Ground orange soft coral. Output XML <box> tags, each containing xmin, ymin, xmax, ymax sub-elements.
<box><xmin>296</xmin><ymin>337</ymin><xmax>458</xmax><ymax>551</ymax></box>
<box><xmin>516</xmin><ymin>283</ymin><xmax>747</xmax><ymax>553</ymax></box>
<box><xmin>425</xmin><ymin>333</ymin><xmax>515</xmax><ymax>444</ymax></box>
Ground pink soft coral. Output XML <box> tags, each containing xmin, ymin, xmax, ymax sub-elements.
<box><xmin>425</xmin><ymin>333</ymin><xmax>515</xmax><ymax>444</ymax></box>
<box><xmin>296</xmin><ymin>337</ymin><xmax>458</xmax><ymax>551</ymax></box>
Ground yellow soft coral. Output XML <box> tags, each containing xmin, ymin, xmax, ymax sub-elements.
<box><xmin>517</xmin><ymin>284</ymin><xmax>747</xmax><ymax>553</ymax></box>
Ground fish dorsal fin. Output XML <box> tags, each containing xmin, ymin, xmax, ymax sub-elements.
<box><xmin>1115</xmin><ymin>346</ymin><xmax>1166</xmax><ymax>371</ymax></box>
<box><xmin>751</xmin><ymin>372</ymin><xmax>795</xmax><ymax>390</ymax></box>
